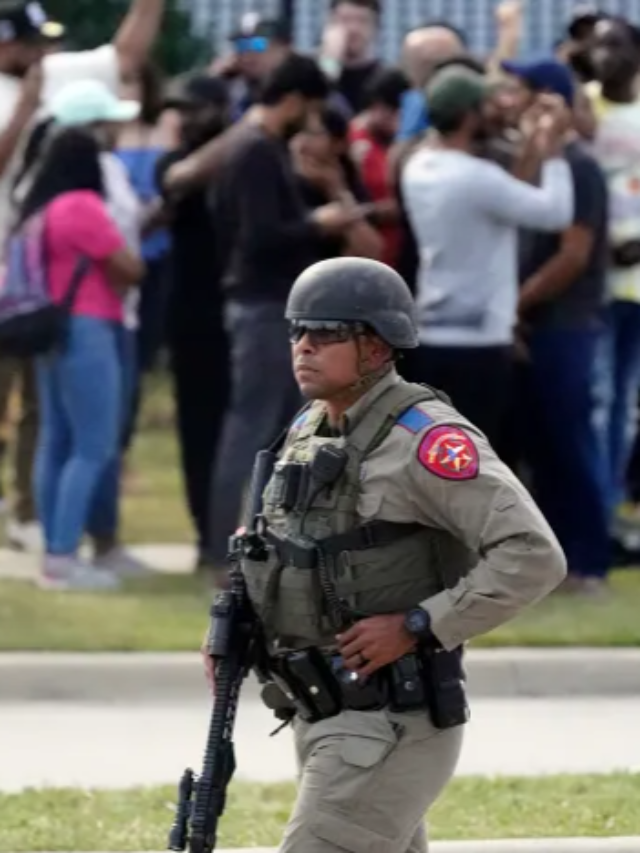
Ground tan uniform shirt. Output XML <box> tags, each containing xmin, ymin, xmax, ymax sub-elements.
<box><xmin>340</xmin><ymin>370</ymin><xmax>567</xmax><ymax>650</ymax></box>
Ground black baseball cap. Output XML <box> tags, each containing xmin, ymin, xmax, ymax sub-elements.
<box><xmin>163</xmin><ymin>74</ymin><xmax>229</xmax><ymax>111</ymax></box>
<box><xmin>229</xmin><ymin>14</ymin><xmax>290</xmax><ymax>47</ymax></box>
<box><xmin>567</xmin><ymin>6</ymin><xmax>604</xmax><ymax>39</ymax></box>
<box><xmin>0</xmin><ymin>0</ymin><xmax>56</xmax><ymax>43</ymax></box>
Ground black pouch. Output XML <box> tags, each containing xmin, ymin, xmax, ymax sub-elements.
<box><xmin>423</xmin><ymin>648</ymin><xmax>470</xmax><ymax>730</ymax></box>
<box><xmin>387</xmin><ymin>654</ymin><xmax>428</xmax><ymax>712</ymax></box>
<box><xmin>328</xmin><ymin>654</ymin><xmax>388</xmax><ymax>712</ymax></box>
<box><xmin>277</xmin><ymin>648</ymin><xmax>343</xmax><ymax>722</ymax></box>
<box><xmin>278</xmin><ymin>463</ymin><xmax>305</xmax><ymax>511</ymax></box>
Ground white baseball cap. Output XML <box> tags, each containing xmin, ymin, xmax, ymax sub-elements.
<box><xmin>50</xmin><ymin>79</ymin><xmax>140</xmax><ymax>127</ymax></box>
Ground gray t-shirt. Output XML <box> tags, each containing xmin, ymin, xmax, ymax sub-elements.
<box><xmin>401</xmin><ymin>147</ymin><xmax>574</xmax><ymax>347</ymax></box>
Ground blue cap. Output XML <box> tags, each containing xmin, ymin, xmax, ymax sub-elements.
<box><xmin>501</xmin><ymin>59</ymin><xmax>575</xmax><ymax>106</ymax></box>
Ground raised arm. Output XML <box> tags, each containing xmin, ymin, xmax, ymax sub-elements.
<box><xmin>113</xmin><ymin>0</ymin><xmax>165</xmax><ymax>79</ymax></box>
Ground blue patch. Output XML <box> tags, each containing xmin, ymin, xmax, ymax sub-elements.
<box><xmin>292</xmin><ymin>411</ymin><xmax>309</xmax><ymax>430</ymax></box>
<box><xmin>396</xmin><ymin>406</ymin><xmax>434</xmax><ymax>434</ymax></box>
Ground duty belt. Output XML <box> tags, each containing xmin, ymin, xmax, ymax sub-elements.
<box><xmin>262</xmin><ymin>645</ymin><xmax>468</xmax><ymax>731</ymax></box>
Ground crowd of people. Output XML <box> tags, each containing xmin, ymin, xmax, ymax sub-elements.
<box><xmin>0</xmin><ymin>0</ymin><xmax>638</xmax><ymax>597</ymax></box>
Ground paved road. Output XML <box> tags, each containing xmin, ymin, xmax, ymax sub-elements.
<box><xmin>2</xmin><ymin>696</ymin><xmax>639</xmax><ymax>791</ymax></box>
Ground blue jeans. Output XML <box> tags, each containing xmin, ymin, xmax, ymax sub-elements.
<box><xmin>87</xmin><ymin>325</ymin><xmax>138</xmax><ymax>541</ymax></box>
<box><xmin>34</xmin><ymin>316</ymin><xmax>121</xmax><ymax>555</ymax></box>
<box><xmin>525</xmin><ymin>324</ymin><xmax>610</xmax><ymax>578</ymax></box>
<box><xmin>595</xmin><ymin>301</ymin><xmax>640</xmax><ymax>510</ymax></box>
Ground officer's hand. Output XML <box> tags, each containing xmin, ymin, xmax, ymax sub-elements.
<box><xmin>201</xmin><ymin>633</ymin><xmax>216</xmax><ymax>696</ymax></box>
<box><xmin>337</xmin><ymin>615</ymin><xmax>416</xmax><ymax>678</ymax></box>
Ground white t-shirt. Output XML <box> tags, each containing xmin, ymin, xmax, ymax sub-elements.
<box><xmin>100</xmin><ymin>152</ymin><xmax>142</xmax><ymax>331</ymax></box>
<box><xmin>588</xmin><ymin>82</ymin><xmax>640</xmax><ymax>303</ymax></box>
<box><xmin>0</xmin><ymin>45</ymin><xmax>119</xmax><ymax>253</ymax></box>
<box><xmin>0</xmin><ymin>72</ymin><xmax>22</xmax><ymax>252</ymax></box>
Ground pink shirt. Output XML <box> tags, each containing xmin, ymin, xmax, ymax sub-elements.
<box><xmin>45</xmin><ymin>190</ymin><xmax>126</xmax><ymax>322</ymax></box>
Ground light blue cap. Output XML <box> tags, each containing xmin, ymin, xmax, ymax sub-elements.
<box><xmin>50</xmin><ymin>79</ymin><xmax>140</xmax><ymax>127</ymax></box>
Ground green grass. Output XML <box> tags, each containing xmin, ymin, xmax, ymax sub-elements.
<box><xmin>121</xmin><ymin>428</ymin><xmax>191</xmax><ymax>545</ymax></box>
<box><xmin>0</xmin><ymin>574</ymin><xmax>209</xmax><ymax>651</ymax></box>
<box><xmin>1</xmin><ymin>568</ymin><xmax>640</xmax><ymax>652</ymax></box>
<box><xmin>0</xmin><ymin>774</ymin><xmax>638</xmax><ymax>851</ymax></box>
<box><xmin>476</xmin><ymin>568</ymin><xmax>640</xmax><ymax>647</ymax></box>
<box><xmin>121</xmin><ymin>372</ymin><xmax>192</xmax><ymax>545</ymax></box>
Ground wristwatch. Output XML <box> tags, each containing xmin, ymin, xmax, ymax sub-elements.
<box><xmin>403</xmin><ymin>607</ymin><xmax>433</xmax><ymax>643</ymax></box>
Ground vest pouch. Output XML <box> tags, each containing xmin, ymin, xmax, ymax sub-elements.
<box><xmin>241</xmin><ymin>544</ymin><xmax>282</xmax><ymax>620</ymax></box>
<box><xmin>335</xmin><ymin>531</ymin><xmax>441</xmax><ymax>615</ymax></box>
<box><xmin>270</xmin><ymin>563</ymin><xmax>325</xmax><ymax>642</ymax></box>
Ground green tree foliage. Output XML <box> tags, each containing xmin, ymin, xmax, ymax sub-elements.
<box><xmin>45</xmin><ymin>0</ymin><xmax>213</xmax><ymax>74</ymax></box>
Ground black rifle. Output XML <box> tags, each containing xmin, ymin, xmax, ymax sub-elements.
<box><xmin>168</xmin><ymin>449</ymin><xmax>276</xmax><ymax>853</ymax></box>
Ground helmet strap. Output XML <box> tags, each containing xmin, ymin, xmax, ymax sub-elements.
<box><xmin>350</xmin><ymin>340</ymin><xmax>395</xmax><ymax>394</ymax></box>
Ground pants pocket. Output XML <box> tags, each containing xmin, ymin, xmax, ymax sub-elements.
<box><xmin>302</xmin><ymin>717</ymin><xmax>398</xmax><ymax>816</ymax></box>
<box><xmin>310</xmin><ymin>809</ymin><xmax>398</xmax><ymax>853</ymax></box>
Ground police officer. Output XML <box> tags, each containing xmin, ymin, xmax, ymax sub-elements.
<box><xmin>211</xmin><ymin>257</ymin><xmax>566</xmax><ymax>853</ymax></box>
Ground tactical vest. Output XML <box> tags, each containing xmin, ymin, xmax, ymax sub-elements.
<box><xmin>242</xmin><ymin>381</ymin><xmax>457</xmax><ymax>649</ymax></box>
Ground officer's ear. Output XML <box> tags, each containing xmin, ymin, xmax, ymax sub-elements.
<box><xmin>359</xmin><ymin>332</ymin><xmax>393</xmax><ymax>367</ymax></box>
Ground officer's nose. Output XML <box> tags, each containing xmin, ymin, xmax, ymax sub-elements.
<box><xmin>294</xmin><ymin>333</ymin><xmax>316</xmax><ymax>354</ymax></box>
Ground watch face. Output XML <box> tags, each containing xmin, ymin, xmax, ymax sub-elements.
<box><xmin>407</xmin><ymin>609</ymin><xmax>429</xmax><ymax>635</ymax></box>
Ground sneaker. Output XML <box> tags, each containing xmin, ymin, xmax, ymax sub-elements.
<box><xmin>93</xmin><ymin>547</ymin><xmax>152</xmax><ymax>577</ymax></box>
<box><xmin>38</xmin><ymin>555</ymin><xmax>121</xmax><ymax>591</ymax></box>
<box><xmin>7</xmin><ymin>520</ymin><xmax>43</xmax><ymax>553</ymax></box>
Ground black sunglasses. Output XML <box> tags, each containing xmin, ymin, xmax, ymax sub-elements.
<box><xmin>288</xmin><ymin>320</ymin><xmax>367</xmax><ymax>346</ymax></box>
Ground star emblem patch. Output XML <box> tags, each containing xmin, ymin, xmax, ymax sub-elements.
<box><xmin>417</xmin><ymin>426</ymin><xmax>479</xmax><ymax>481</ymax></box>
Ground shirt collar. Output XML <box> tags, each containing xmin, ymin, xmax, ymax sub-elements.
<box><xmin>340</xmin><ymin>369</ymin><xmax>400</xmax><ymax>435</ymax></box>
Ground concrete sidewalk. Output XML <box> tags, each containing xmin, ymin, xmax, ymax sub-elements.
<box><xmin>22</xmin><ymin>841</ymin><xmax>639</xmax><ymax>853</ymax></box>
<box><xmin>3</xmin><ymin>696</ymin><xmax>638</xmax><ymax>788</ymax></box>
<box><xmin>0</xmin><ymin>544</ymin><xmax>195</xmax><ymax>577</ymax></box>
<box><xmin>1</xmin><ymin>647</ymin><xmax>639</xmax><ymax>702</ymax></box>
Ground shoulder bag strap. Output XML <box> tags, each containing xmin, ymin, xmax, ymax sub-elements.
<box><xmin>59</xmin><ymin>256</ymin><xmax>91</xmax><ymax>311</ymax></box>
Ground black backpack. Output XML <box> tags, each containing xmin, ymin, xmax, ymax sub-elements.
<box><xmin>0</xmin><ymin>211</ymin><xmax>88</xmax><ymax>358</ymax></box>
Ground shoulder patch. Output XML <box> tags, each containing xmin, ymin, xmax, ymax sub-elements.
<box><xmin>417</xmin><ymin>426</ymin><xmax>479</xmax><ymax>481</ymax></box>
<box><xmin>291</xmin><ymin>411</ymin><xmax>309</xmax><ymax>430</ymax></box>
<box><xmin>396</xmin><ymin>406</ymin><xmax>434</xmax><ymax>434</ymax></box>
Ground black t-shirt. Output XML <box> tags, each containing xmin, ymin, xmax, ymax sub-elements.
<box><xmin>213</xmin><ymin>125</ymin><xmax>323</xmax><ymax>302</ymax></box>
<box><xmin>156</xmin><ymin>149</ymin><xmax>223</xmax><ymax>332</ymax></box>
<box><xmin>337</xmin><ymin>60</ymin><xmax>383</xmax><ymax>114</ymax></box>
<box><xmin>519</xmin><ymin>141</ymin><xmax>609</xmax><ymax>328</ymax></box>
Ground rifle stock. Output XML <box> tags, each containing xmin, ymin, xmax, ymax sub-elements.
<box><xmin>168</xmin><ymin>450</ymin><xmax>277</xmax><ymax>853</ymax></box>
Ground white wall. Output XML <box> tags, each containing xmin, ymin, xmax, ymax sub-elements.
<box><xmin>189</xmin><ymin>0</ymin><xmax>640</xmax><ymax>63</ymax></box>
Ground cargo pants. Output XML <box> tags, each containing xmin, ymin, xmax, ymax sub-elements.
<box><xmin>279</xmin><ymin>708</ymin><xmax>464</xmax><ymax>853</ymax></box>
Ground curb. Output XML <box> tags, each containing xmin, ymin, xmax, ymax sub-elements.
<box><xmin>1</xmin><ymin>648</ymin><xmax>639</xmax><ymax>703</ymax></box>
<box><xmin>19</xmin><ymin>842</ymin><xmax>640</xmax><ymax>853</ymax></box>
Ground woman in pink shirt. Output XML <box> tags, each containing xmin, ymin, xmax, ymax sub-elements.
<box><xmin>15</xmin><ymin>127</ymin><xmax>143</xmax><ymax>589</ymax></box>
